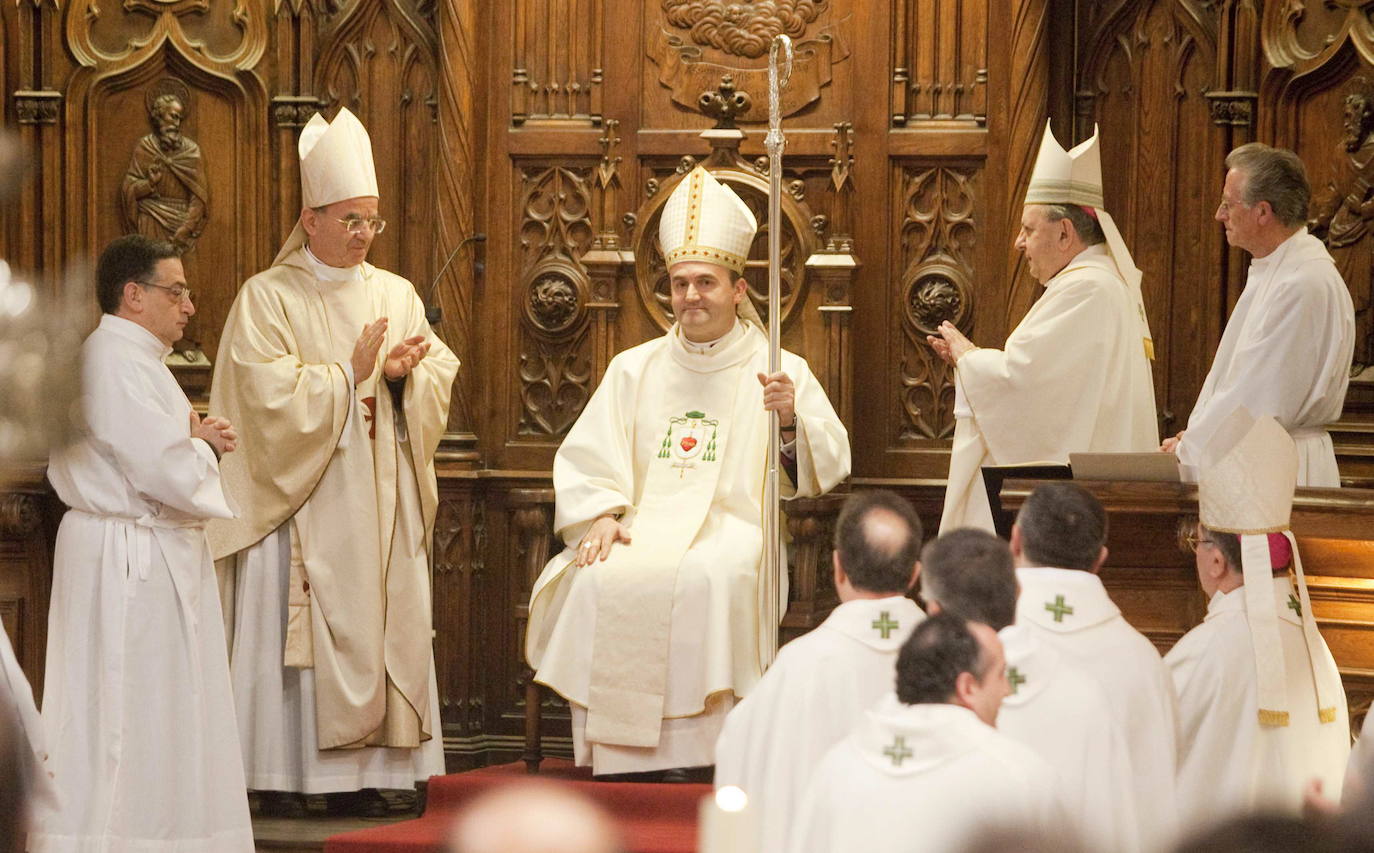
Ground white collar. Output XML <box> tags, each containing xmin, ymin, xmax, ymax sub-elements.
<box><xmin>678</xmin><ymin>318</ymin><xmax>744</xmax><ymax>355</ymax></box>
<box><xmin>100</xmin><ymin>313</ymin><xmax>171</xmax><ymax>359</ymax></box>
<box><xmin>855</xmin><ymin>694</ymin><xmax>992</xmax><ymax>776</ymax></box>
<box><xmin>303</xmin><ymin>244</ymin><xmax>362</xmax><ymax>282</ymax></box>
<box><xmin>1015</xmin><ymin>567</ymin><xmax>1120</xmax><ymax>632</ymax></box>
<box><xmin>823</xmin><ymin>596</ymin><xmax>925</xmax><ymax>651</ymax></box>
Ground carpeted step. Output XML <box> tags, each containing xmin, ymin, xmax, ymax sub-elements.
<box><xmin>324</xmin><ymin>760</ymin><xmax>708</xmax><ymax>853</ymax></box>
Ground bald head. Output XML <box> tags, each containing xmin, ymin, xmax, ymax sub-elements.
<box><xmin>449</xmin><ymin>781</ymin><xmax>623</xmax><ymax>853</ymax></box>
<box><xmin>833</xmin><ymin>490</ymin><xmax>924</xmax><ymax>596</ymax></box>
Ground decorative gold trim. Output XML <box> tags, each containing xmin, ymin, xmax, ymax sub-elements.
<box><xmin>1320</xmin><ymin>706</ymin><xmax>1338</xmax><ymax>724</ymax></box>
<box><xmin>1205</xmin><ymin>524</ymin><xmax>1292</xmax><ymax>536</ymax></box>
<box><xmin>1258</xmin><ymin>708</ymin><xmax>1291</xmax><ymax>727</ymax></box>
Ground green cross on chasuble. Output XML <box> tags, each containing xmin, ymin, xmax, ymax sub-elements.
<box><xmin>883</xmin><ymin>735</ymin><xmax>914</xmax><ymax>767</ymax></box>
<box><xmin>871</xmin><ymin>611</ymin><xmax>900</xmax><ymax>639</ymax></box>
<box><xmin>1044</xmin><ymin>594</ymin><xmax>1074</xmax><ymax>622</ymax></box>
<box><xmin>1287</xmin><ymin>594</ymin><xmax>1302</xmax><ymax>617</ymax></box>
<box><xmin>1008</xmin><ymin>666</ymin><xmax>1027</xmax><ymax>694</ymax></box>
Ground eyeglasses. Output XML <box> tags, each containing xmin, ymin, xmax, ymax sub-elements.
<box><xmin>1216</xmin><ymin>196</ymin><xmax>1252</xmax><ymax>215</ymax></box>
<box><xmin>137</xmin><ymin>280</ymin><xmax>193</xmax><ymax>303</ymax></box>
<box><xmin>336</xmin><ymin>216</ymin><xmax>387</xmax><ymax>235</ymax></box>
<box><xmin>1182</xmin><ymin>530</ymin><xmax>1215</xmax><ymax>552</ymax></box>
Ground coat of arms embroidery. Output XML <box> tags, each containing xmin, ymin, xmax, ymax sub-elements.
<box><xmin>658</xmin><ymin>410</ymin><xmax>720</xmax><ymax>475</ymax></box>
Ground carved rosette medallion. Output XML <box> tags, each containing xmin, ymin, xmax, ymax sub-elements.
<box><xmin>904</xmin><ymin>261</ymin><xmax>970</xmax><ymax>336</ymax></box>
<box><xmin>524</xmin><ymin>261</ymin><xmax>587</xmax><ymax>337</ymax></box>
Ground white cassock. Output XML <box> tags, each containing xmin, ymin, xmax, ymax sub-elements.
<box><xmin>526</xmin><ymin>319</ymin><xmax>850</xmax><ymax>774</ymax></box>
<box><xmin>714</xmin><ymin>596</ymin><xmax>924</xmax><ymax>853</ymax></box>
<box><xmin>32</xmin><ymin>314</ymin><xmax>253</xmax><ymax>852</ymax></box>
<box><xmin>940</xmin><ymin>245</ymin><xmax>1158</xmax><ymax>532</ymax></box>
<box><xmin>1166</xmin><ymin>576</ymin><xmax>1350</xmax><ymax>830</ymax></box>
<box><xmin>997</xmin><ymin>623</ymin><xmax>1141</xmax><ymax>852</ymax></box>
<box><xmin>0</xmin><ymin>614</ymin><xmax>58</xmax><ymax>827</ymax></box>
<box><xmin>788</xmin><ymin>694</ymin><xmax>1066</xmax><ymax>853</ymax></box>
<box><xmin>1176</xmin><ymin>229</ymin><xmax>1354</xmax><ymax>486</ymax></box>
<box><xmin>1015</xmin><ymin>567</ymin><xmax>1179</xmax><ymax>851</ymax></box>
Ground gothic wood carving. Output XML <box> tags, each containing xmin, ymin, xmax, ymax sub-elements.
<box><xmin>517</xmin><ymin>166</ymin><xmax>595</xmax><ymax>437</ymax></box>
<box><xmin>511</xmin><ymin>0</ymin><xmax>604</xmax><ymax>125</ymax></box>
<box><xmin>897</xmin><ymin>164</ymin><xmax>977</xmax><ymax>441</ymax></box>
<box><xmin>891</xmin><ymin>0</ymin><xmax>989</xmax><ymax>126</ymax></box>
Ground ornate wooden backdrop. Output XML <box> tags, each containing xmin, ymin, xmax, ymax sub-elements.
<box><xmin>5</xmin><ymin>0</ymin><xmax>1374</xmax><ymax>765</ymax></box>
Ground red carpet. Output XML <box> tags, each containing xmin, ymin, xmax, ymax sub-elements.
<box><xmin>323</xmin><ymin>760</ymin><xmax>709</xmax><ymax>853</ymax></box>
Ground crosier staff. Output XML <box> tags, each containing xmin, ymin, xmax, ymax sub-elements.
<box><xmin>759</xmin><ymin>33</ymin><xmax>793</xmax><ymax>670</ymax></box>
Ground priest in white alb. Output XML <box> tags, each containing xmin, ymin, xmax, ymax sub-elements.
<box><xmin>209</xmin><ymin>108</ymin><xmax>458</xmax><ymax>803</ymax></box>
<box><xmin>1165</xmin><ymin>144</ymin><xmax>1355</xmax><ymax>486</ymax></box>
<box><xmin>32</xmin><ymin>235</ymin><xmax>252</xmax><ymax>851</ymax></box>
<box><xmin>1168</xmin><ymin>411</ymin><xmax>1349</xmax><ymax>831</ymax></box>
<box><xmin>1010</xmin><ymin>482</ymin><xmax>1179</xmax><ymax>851</ymax></box>
<box><xmin>788</xmin><ymin>614</ymin><xmax>1065</xmax><ymax>853</ymax></box>
<box><xmin>918</xmin><ymin>527</ymin><xmax>1141</xmax><ymax>852</ymax></box>
<box><xmin>930</xmin><ymin>122</ymin><xmax>1158</xmax><ymax>533</ymax></box>
<box><xmin>714</xmin><ymin>490</ymin><xmax>923</xmax><ymax>853</ymax></box>
<box><xmin>525</xmin><ymin>165</ymin><xmax>850</xmax><ymax>777</ymax></box>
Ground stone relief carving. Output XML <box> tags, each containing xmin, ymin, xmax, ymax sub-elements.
<box><xmin>120</xmin><ymin>81</ymin><xmax>209</xmax><ymax>253</ymax></box>
<box><xmin>1311</xmin><ymin>78</ymin><xmax>1374</xmax><ymax>371</ymax></box>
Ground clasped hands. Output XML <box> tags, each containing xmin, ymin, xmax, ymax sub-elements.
<box><xmin>351</xmin><ymin>318</ymin><xmax>432</xmax><ymax>385</ymax></box>
<box><xmin>189</xmin><ymin>410</ymin><xmax>237</xmax><ymax>457</ymax></box>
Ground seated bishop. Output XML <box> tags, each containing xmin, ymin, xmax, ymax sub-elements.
<box><xmin>1168</xmin><ymin>411</ymin><xmax>1349</xmax><ymax>832</ymax></box>
<box><xmin>713</xmin><ymin>490</ymin><xmax>924</xmax><ymax>853</ymax></box>
<box><xmin>524</xmin><ymin>166</ymin><xmax>851</xmax><ymax>777</ymax></box>
<box><xmin>930</xmin><ymin>122</ymin><xmax>1158</xmax><ymax>533</ymax></box>
<box><xmin>1010</xmin><ymin>482</ymin><xmax>1180</xmax><ymax>851</ymax></box>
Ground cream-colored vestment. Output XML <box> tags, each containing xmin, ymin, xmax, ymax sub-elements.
<box><xmin>526</xmin><ymin>320</ymin><xmax>850</xmax><ymax>773</ymax></box>
<box><xmin>209</xmin><ymin>247</ymin><xmax>457</xmax><ymax>792</ymax></box>
<box><xmin>940</xmin><ymin>245</ymin><xmax>1158</xmax><ymax>532</ymax></box>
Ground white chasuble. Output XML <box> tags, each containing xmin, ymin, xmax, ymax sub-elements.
<box><xmin>527</xmin><ymin>319</ymin><xmax>850</xmax><ymax>773</ymax></box>
<box><xmin>1015</xmin><ymin>567</ymin><xmax>1180</xmax><ymax>851</ymax></box>
<box><xmin>1166</xmin><ymin>577</ymin><xmax>1350</xmax><ymax>831</ymax></box>
<box><xmin>997</xmin><ymin>624</ymin><xmax>1141</xmax><ymax>852</ymax></box>
<box><xmin>208</xmin><ymin>248</ymin><xmax>457</xmax><ymax>790</ymax></box>
<box><xmin>1177</xmin><ymin>230</ymin><xmax>1354</xmax><ymax>486</ymax></box>
<box><xmin>940</xmin><ymin>246</ymin><xmax>1158</xmax><ymax>533</ymax></box>
<box><xmin>714</xmin><ymin>596</ymin><xmax>924</xmax><ymax>853</ymax></box>
<box><xmin>789</xmin><ymin>697</ymin><xmax>1065</xmax><ymax>853</ymax></box>
<box><xmin>34</xmin><ymin>315</ymin><xmax>252</xmax><ymax>852</ymax></box>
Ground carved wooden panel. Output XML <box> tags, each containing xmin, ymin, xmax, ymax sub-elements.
<box><xmin>891</xmin><ymin>0</ymin><xmax>989</xmax><ymax>126</ymax></box>
<box><xmin>515</xmin><ymin>164</ymin><xmax>596</xmax><ymax>440</ymax></box>
<box><xmin>894</xmin><ymin>163</ymin><xmax>979</xmax><ymax>443</ymax></box>
<box><xmin>512</xmin><ymin>0</ymin><xmax>604</xmax><ymax>125</ymax></box>
<box><xmin>1077</xmin><ymin>0</ymin><xmax>1223</xmax><ymax>438</ymax></box>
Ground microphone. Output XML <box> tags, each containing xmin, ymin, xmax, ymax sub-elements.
<box><xmin>425</xmin><ymin>233</ymin><xmax>486</xmax><ymax>325</ymax></box>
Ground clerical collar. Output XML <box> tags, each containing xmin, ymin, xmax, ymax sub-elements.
<box><xmin>100</xmin><ymin>313</ymin><xmax>172</xmax><ymax>359</ymax></box>
<box><xmin>1248</xmin><ymin>227</ymin><xmax>1305</xmax><ymax>272</ymax></box>
<box><xmin>679</xmin><ymin>319</ymin><xmax>744</xmax><ymax>355</ymax></box>
<box><xmin>303</xmin><ymin>244</ymin><xmax>361</xmax><ymax>282</ymax></box>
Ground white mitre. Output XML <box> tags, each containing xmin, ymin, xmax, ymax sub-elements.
<box><xmin>273</xmin><ymin>107</ymin><xmax>380</xmax><ymax>265</ymax></box>
<box><xmin>1198</xmin><ymin>409</ymin><xmax>1341</xmax><ymax>728</ymax></box>
<box><xmin>659</xmin><ymin>166</ymin><xmax>757</xmax><ymax>276</ymax></box>
<box><xmin>1025</xmin><ymin>121</ymin><xmax>1154</xmax><ymax>361</ymax></box>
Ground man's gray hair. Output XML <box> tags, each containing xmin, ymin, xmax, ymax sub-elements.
<box><xmin>1224</xmin><ymin>143</ymin><xmax>1310</xmax><ymax>228</ymax></box>
<box><xmin>1044</xmin><ymin>204</ymin><xmax>1106</xmax><ymax>246</ymax></box>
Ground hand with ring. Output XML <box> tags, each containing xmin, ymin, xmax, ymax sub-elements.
<box><xmin>575</xmin><ymin>513</ymin><xmax>631</xmax><ymax>567</ymax></box>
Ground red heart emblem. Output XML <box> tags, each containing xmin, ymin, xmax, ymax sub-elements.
<box><xmin>680</xmin><ymin>436</ymin><xmax>698</xmax><ymax>452</ymax></box>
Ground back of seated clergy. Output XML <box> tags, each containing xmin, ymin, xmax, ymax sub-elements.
<box><xmin>919</xmin><ymin>527</ymin><xmax>1140</xmax><ymax>852</ymax></box>
<box><xmin>1009</xmin><ymin>481</ymin><xmax>1179</xmax><ymax>850</ymax></box>
<box><xmin>787</xmin><ymin>613</ymin><xmax>1066</xmax><ymax>853</ymax></box>
<box><xmin>714</xmin><ymin>490</ymin><xmax>925</xmax><ymax>853</ymax></box>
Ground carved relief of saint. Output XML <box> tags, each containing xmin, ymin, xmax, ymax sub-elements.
<box><xmin>120</xmin><ymin>87</ymin><xmax>209</xmax><ymax>252</ymax></box>
<box><xmin>1310</xmin><ymin>83</ymin><xmax>1374</xmax><ymax>370</ymax></box>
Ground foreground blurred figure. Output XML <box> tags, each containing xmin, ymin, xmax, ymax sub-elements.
<box><xmin>448</xmin><ymin>780</ymin><xmax>623</xmax><ymax>853</ymax></box>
